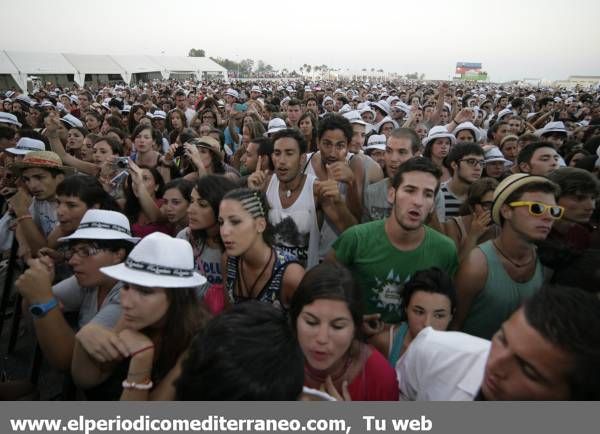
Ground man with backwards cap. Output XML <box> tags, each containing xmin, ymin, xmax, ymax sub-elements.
<box><xmin>453</xmin><ymin>174</ymin><xmax>561</xmax><ymax>340</ymax></box>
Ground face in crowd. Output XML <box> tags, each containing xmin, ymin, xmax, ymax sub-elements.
<box><xmin>388</xmin><ymin>170</ymin><xmax>437</xmax><ymax>232</ymax></box>
<box><xmin>482</xmin><ymin>308</ymin><xmax>573</xmax><ymax>400</ymax></box>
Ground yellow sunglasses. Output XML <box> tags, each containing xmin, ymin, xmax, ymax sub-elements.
<box><xmin>508</xmin><ymin>201</ymin><xmax>564</xmax><ymax>219</ymax></box>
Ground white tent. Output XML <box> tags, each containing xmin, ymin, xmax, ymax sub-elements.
<box><xmin>0</xmin><ymin>51</ymin><xmax>229</xmax><ymax>92</ymax></box>
<box><xmin>4</xmin><ymin>50</ymin><xmax>81</xmax><ymax>89</ymax></box>
<box><xmin>0</xmin><ymin>51</ymin><xmax>24</xmax><ymax>92</ymax></box>
<box><xmin>186</xmin><ymin>57</ymin><xmax>228</xmax><ymax>80</ymax></box>
<box><xmin>63</xmin><ymin>53</ymin><xmax>126</xmax><ymax>83</ymax></box>
<box><xmin>148</xmin><ymin>55</ymin><xmax>195</xmax><ymax>79</ymax></box>
<box><xmin>110</xmin><ymin>55</ymin><xmax>163</xmax><ymax>83</ymax></box>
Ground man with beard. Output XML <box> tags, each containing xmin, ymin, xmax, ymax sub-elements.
<box><xmin>453</xmin><ymin>174</ymin><xmax>560</xmax><ymax>339</ymax></box>
<box><xmin>363</xmin><ymin>128</ymin><xmax>420</xmax><ymax>221</ymax></box>
<box><xmin>302</xmin><ymin>114</ymin><xmax>365</xmax><ymax>257</ymax></box>
<box><xmin>248</xmin><ymin>128</ymin><xmax>356</xmax><ymax>269</ymax></box>
<box><xmin>328</xmin><ymin>157</ymin><xmax>458</xmax><ymax>325</ymax></box>
<box><xmin>435</xmin><ymin>143</ymin><xmax>485</xmax><ymax>223</ymax></box>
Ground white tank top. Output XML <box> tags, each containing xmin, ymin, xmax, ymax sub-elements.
<box><xmin>302</xmin><ymin>152</ymin><xmax>351</xmax><ymax>259</ymax></box>
<box><xmin>266</xmin><ymin>174</ymin><xmax>320</xmax><ymax>269</ymax></box>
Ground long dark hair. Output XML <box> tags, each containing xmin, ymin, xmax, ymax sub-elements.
<box><xmin>289</xmin><ymin>261</ymin><xmax>364</xmax><ymax>340</ymax></box>
<box><xmin>151</xmin><ymin>288</ymin><xmax>211</xmax><ymax>382</ymax></box>
<box><xmin>123</xmin><ymin>166</ymin><xmax>165</xmax><ymax>223</ymax></box>
<box><xmin>190</xmin><ymin>175</ymin><xmax>237</xmax><ymax>244</ymax></box>
<box><xmin>127</xmin><ymin>104</ymin><xmax>145</xmax><ymax>133</ymax></box>
<box><xmin>298</xmin><ymin>111</ymin><xmax>318</xmax><ymax>152</ymax></box>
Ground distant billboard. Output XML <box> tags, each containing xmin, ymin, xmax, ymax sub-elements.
<box><xmin>455</xmin><ymin>61</ymin><xmax>488</xmax><ymax>81</ymax></box>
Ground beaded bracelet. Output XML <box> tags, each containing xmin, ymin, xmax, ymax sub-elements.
<box><xmin>122</xmin><ymin>379</ymin><xmax>153</xmax><ymax>391</ymax></box>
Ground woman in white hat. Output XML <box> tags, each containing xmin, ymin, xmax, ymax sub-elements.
<box><xmin>423</xmin><ymin>126</ymin><xmax>457</xmax><ymax>182</ymax></box>
<box><xmin>71</xmin><ymin>232</ymin><xmax>210</xmax><ymax>400</ymax></box>
<box><xmin>15</xmin><ymin>209</ymin><xmax>138</xmax><ymax>372</ymax></box>
<box><xmin>219</xmin><ymin>188</ymin><xmax>305</xmax><ymax>310</ymax></box>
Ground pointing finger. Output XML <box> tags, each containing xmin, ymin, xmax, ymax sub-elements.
<box><xmin>255</xmin><ymin>156</ymin><xmax>262</xmax><ymax>173</ymax></box>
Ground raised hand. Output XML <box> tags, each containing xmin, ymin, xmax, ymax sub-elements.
<box><xmin>326</xmin><ymin>162</ymin><xmax>354</xmax><ymax>184</ymax></box>
<box><xmin>15</xmin><ymin>256</ymin><xmax>55</xmax><ymax>302</ymax></box>
<box><xmin>8</xmin><ymin>188</ymin><xmax>32</xmax><ymax>217</ymax></box>
<box><xmin>248</xmin><ymin>155</ymin><xmax>269</xmax><ymax>190</ymax></box>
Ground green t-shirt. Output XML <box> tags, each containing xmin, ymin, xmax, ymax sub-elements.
<box><xmin>333</xmin><ymin>220</ymin><xmax>458</xmax><ymax>323</ymax></box>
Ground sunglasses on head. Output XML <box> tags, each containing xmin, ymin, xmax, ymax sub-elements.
<box><xmin>508</xmin><ymin>201</ymin><xmax>564</xmax><ymax>219</ymax></box>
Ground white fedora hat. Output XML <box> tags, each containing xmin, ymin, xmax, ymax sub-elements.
<box><xmin>59</xmin><ymin>209</ymin><xmax>139</xmax><ymax>243</ymax></box>
<box><xmin>6</xmin><ymin>137</ymin><xmax>46</xmax><ymax>155</ymax></box>
<box><xmin>342</xmin><ymin>110</ymin><xmax>367</xmax><ymax>126</ymax></box>
<box><xmin>100</xmin><ymin>232</ymin><xmax>206</xmax><ymax>288</ymax></box>
<box><xmin>365</xmin><ymin>134</ymin><xmax>387</xmax><ymax>152</ymax></box>
<box><xmin>422</xmin><ymin>125</ymin><xmax>457</xmax><ymax>148</ymax></box>
<box><xmin>264</xmin><ymin>118</ymin><xmax>287</xmax><ymax>136</ymax></box>
<box><xmin>484</xmin><ymin>146</ymin><xmax>513</xmax><ymax>168</ymax></box>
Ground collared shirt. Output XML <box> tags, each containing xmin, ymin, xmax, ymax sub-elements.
<box><xmin>396</xmin><ymin>327</ymin><xmax>490</xmax><ymax>401</ymax></box>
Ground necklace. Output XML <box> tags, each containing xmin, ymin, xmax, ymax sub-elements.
<box><xmin>304</xmin><ymin>351</ymin><xmax>352</xmax><ymax>384</ymax></box>
<box><xmin>493</xmin><ymin>240</ymin><xmax>536</xmax><ymax>268</ymax></box>
<box><xmin>238</xmin><ymin>248</ymin><xmax>274</xmax><ymax>299</ymax></box>
<box><xmin>280</xmin><ymin>177</ymin><xmax>302</xmax><ymax>199</ymax></box>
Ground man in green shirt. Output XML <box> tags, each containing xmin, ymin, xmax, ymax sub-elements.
<box><xmin>328</xmin><ymin>157</ymin><xmax>458</xmax><ymax>324</ymax></box>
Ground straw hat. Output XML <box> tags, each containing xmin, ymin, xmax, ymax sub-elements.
<box><xmin>10</xmin><ymin>151</ymin><xmax>75</xmax><ymax>176</ymax></box>
<box><xmin>491</xmin><ymin>174</ymin><xmax>555</xmax><ymax>224</ymax></box>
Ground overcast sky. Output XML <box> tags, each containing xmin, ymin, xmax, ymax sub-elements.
<box><xmin>2</xmin><ymin>0</ymin><xmax>599</xmax><ymax>82</ymax></box>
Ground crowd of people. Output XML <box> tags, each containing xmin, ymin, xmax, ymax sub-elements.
<box><xmin>0</xmin><ymin>76</ymin><xmax>599</xmax><ymax>401</ymax></box>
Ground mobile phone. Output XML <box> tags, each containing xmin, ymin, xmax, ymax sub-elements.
<box><xmin>174</xmin><ymin>145</ymin><xmax>186</xmax><ymax>158</ymax></box>
<box><xmin>110</xmin><ymin>170</ymin><xmax>129</xmax><ymax>188</ymax></box>
<box><xmin>113</xmin><ymin>157</ymin><xmax>129</xmax><ymax>169</ymax></box>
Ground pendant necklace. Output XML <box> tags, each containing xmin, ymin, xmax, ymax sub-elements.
<box><xmin>282</xmin><ymin>178</ymin><xmax>301</xmax><ymax>199</ymax></box>
<box><xmin>493</xmin><ymin>240</ymin><xmax>536</xmax><ymax>268</ymax></box>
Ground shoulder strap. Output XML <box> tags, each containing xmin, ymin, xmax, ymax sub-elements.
<box><xmin>302</xmin><ymin>152</ymin><xmax>316</xmax><ymax>174</ymax></box>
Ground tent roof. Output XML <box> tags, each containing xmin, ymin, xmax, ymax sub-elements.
<box><xmin>0</xmin><ymin>51</ymin><xmax>19</xmax><ymax>75</ymax></box>
<box><xmin>110</xmin><ymin>55</ymin><xmax>163</xmax><ymax>73</ymax></box>
<box><xmin>186</xmin><ymin>57</ymin><xmax>227</xmax><ymax>72</ymax></box>
<box><xmin>4</xmin><ymin>51</ymin><xmax>77</xmax><ymax>75</ymax></box>
<box><xmin>148</xmin><ymin>55</ymin><xmax>195</xmax><ymax>72</ymax></box>
<box><xmin>62</xmin><ymin>53</ymin><xmax>124</xmax><ymax>75</ymax></box>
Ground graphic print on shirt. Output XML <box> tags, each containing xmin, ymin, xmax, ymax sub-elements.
<box><xmin>271</xmin><ymin>215</ymin><xmax>310</xmax><ymax>267</ymax></box>
<box><xmin>371</xmin><ymin>270</ymin><xmax>410</xmax><ymax>317</ymax></box>
<box><xmin>197</xmin><ymin>257</ymin><xmax>222</xmax><ymax>285</ymax></box>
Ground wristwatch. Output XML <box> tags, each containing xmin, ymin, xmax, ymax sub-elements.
<box><xmin>29</xmin><ymin>298</ymin><xmax>58</xmax><ymax>318</ymax></box>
